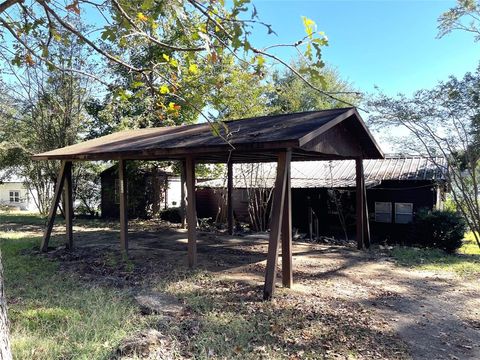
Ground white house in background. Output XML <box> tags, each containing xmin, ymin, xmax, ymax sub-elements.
<box><xmin>0</xmin><ymin>172</ymin><xmax>38</xmax><ymax>211</ymax></box>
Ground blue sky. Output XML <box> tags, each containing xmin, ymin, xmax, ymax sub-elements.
<box><xmin>249</xmin><ymin>0</ymin><xmax>479</xmax><ymax>96</ymax></box>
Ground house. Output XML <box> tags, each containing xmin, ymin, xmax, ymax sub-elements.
<box><xmin>0</xmin><ymin>172</ymin><xmax>38</xmax><ymax>211</ymax></box>
<box><xmin>100</xmin><ymin>165</ymin><xmax>181</xmax><ymax>219</ymax></box>
<box><xmin>197</xmin><ymin>155</ymin><xmax>448</xmax><ymax>243</ymax></box>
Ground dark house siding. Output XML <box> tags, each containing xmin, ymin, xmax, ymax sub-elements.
<box><xmin>366</xmin><ymin>180</ymin><xmax>441</xmax><ymax>244</ymax></box>
<box><xmin>100</xmin><ymin>165</ymin><xmax>174</xmax><ymax>219</ymax></box>
<box><xmin>101</xmin><ymin>167</ymin><xmax>151</xmax><ymax>219</ymax></box>
<box><xmin>196</xmin><ymin>179</ymin><xmax>443</xmax><ymax>244</ymax></box>
<box><xmin>196</xmin><ymin>188</ymin><xmax>250</xmax><ymax>222</ymax></box>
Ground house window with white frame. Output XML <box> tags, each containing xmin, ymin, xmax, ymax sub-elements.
<box><xmin>375</xmin><ymin>202</ymin><xmax>392</xmax><ymax>223</ymax></box>
<box><xmin>395</xmin><ymin>203</ymin><xmax>413</xmax><ymax>224</ymax></box>
<box><xmin>9</xmin><ymin>190</ymin><xmax>20</xmax><ymax>203</ymax></box>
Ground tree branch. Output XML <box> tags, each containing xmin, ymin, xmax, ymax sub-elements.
<box><xmin>0</xmin><ymin>0</ymin><xmax>20</xmax><ymax>14</ymax></box>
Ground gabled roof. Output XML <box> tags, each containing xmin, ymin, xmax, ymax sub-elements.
<box><xmin>198</xmin><ymin>155</ymin><xmax>447</xmax><ymax>189</ymax></box>
<box><xmin>32</xmin><ymin>107</ymin><xmax>383</xmax><ymax>162</ymax></box>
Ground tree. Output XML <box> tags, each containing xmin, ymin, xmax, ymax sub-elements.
<box><xmin>268</xmin><ymin>61</ymin><xmax>361</xmax><ymax>114</ymax></box>
<box><xmin>368</xmin><ymin>67</ymin><xmax>480</xmax><ymax>249</ymax></box>
<box><xmin>438</xmin><ymin>0</ymin><xmax>480</xmax><ymax>41</ymax></box>
<box><xmin>0</xmin><ymin>25</ymin><xmax>95</xmax><ymax>214</ymax></box>
<box><xmin>0</xmin><ymin>0</ymin><xmax>342</xmax><ymax>127</ymax></box>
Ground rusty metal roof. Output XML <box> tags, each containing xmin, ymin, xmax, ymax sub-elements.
<box><xmin>198</xmin><ymin>155</ymin><xmax>447</xmax><ymax>189</ymax></box>
<box><xmin>32</xmin><ymin>107</ymin><xmax>383</xmax><ymax>162</ymax></box>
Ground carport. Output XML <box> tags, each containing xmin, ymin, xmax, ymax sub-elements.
<box><xmin>32</xmin><ymin>107</ymin><xmax>383</xmax><ymax>299</ymax></box>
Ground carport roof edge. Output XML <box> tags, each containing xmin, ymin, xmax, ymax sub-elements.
<box><xmin>32</xmin><ymin>107</ymin><xmax>384</xmax><ymax>162</ymax></box>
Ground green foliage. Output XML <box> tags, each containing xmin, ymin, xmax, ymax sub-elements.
<box><xmin>390</xmin><ymin>234</ymin><xmax>480</xmax><ymax>277</ymax></box>
<box><xmin>268</xmin><ymin>60</ymin><xmax>361</xmax><ymax>114</ymax></box>
<box><xmin>2</xmin><ymin>0</ymin><xmax>331</xmax><ymax>132</ymax></box>
<box><xmin>414</xmin><ymin>209</ymin><xmax>467</xmax><ymax>253</ymax></box>
<box><xmin>443</xmin><ymin>197</ymin><xmax>457</xmax><ymax>212</ymax></box>
<box><xmin>211</xmin><ymin>62</ymin><xmax>270</xmax><ymax>120</ymax></box>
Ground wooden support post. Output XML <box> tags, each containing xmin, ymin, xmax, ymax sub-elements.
<box><xmin>180</xmin><ymin>160</ymin><xmax>187</xmax><ymax>229</ymax></box>
<box><xmin>64</xmin><ymin>162</ymin><xmax>74</xmax><ymax>250</ymax></box>
<box><xmin>119</xmin><ymin>159</ymin><xmax>128</xmax><ymax>254</ymax></box>
<box><xmin>185</xmin><ymin>156</ymin><xmax>197</xmax><ymax>268</ymax></box>
<box><xmin>356</xmin><ymin>158</ymin><xmax>365</xmax><ymax>250</ymax></box>
<box><xmin>227</xmin><ymin>159</ymin><xmax>234</xmax><ymax>235</ymax></box>
<box><xmin>263</xmin><ymin>151</ymin><xmax>289</xmax><ymax>300</ymax></box>
<box><xmin>308</xmin><ymin>206</ymin><xmax>313</xmax><ymax>242</ymax></box>
<box><xmin>40</xmin><ymin>161</ymin><xmax>70</xmax><ymax>252</ymax></box>
<box><xmin>281</xmin><ymin>151</ymin><xmax>293</xmax><ymax>288</ymax></box>
<box><xmin>164</xmin><ymin>176</ymin><xmax>169</xmax><ymax>210</ymax></box>
<box><xmin>363</xmin><ymin>182</ymin><xmax>371</xmax><ymax>248</ymax></box>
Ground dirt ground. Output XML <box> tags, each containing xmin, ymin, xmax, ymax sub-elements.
<box><xmin>22</xmin><ymin>221</ymin><xmax>480</xmax><ymax>359</ymax></box>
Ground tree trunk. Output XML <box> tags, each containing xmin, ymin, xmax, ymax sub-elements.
<box><xmin>0</xmin><ymin>252</ymin><xmax>12</xmax><ymax>360</ymax></box>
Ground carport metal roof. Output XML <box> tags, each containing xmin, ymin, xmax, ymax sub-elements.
<box><xmin>32</xmin><ymin>107</ymin><xmax>383</xmax><ymax>162</ymax></box>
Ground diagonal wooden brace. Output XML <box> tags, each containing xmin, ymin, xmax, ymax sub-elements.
<box><xmin>40</xmin><ymin>161</ymin><xmax>71</xmax><ymax>252</ymax></box>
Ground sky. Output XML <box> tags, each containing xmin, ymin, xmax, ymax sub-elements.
<box><xmin>248</xmin><ymin>0</ymin><xmax>479</xmax><ymax>96</ymax></box>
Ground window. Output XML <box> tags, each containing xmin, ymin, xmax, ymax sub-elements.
<box><xmin>375</xmin><ymin>202</ymin><xmax>392</xmax><ymax>223</ymax></box>
<box><xmin>395</xmin><ymin>203</ymin><xmax>413</xmax><ymax>224</ymax></box>
<box><xmin>9</xmin><ymin>191</ymin><xmax>20</xmax><ymax>203</ymax></box>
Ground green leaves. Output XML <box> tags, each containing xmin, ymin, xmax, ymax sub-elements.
<box><xmin>101</xmin><ymin>27</ymin><xmax>117</xmax><ymax>42</ymax></box>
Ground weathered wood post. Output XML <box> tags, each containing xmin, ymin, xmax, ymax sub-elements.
<box><xmin>227</xmin><ymin>159</ymin><xmax>234</xmax><ymax>235</ymax></box>
<box><xmin>263</xmin><ymin>150</ymin><xmax>290</xmax><ymax>300</ymax></box>
<box><xmin>185</xmin><ymin>156</ymin><xmax>197</xmax><ymax>268</ymax></box>
<box><xmin>40</xmin><ymin>161</ymin><xmax>70</xmax><ymax>252</ymax></box>
<box><xmin>363</xmin><ymin>183</ymin><xmax>371</xmax><ymax>248</ymax></box>
<box><xmin>64</xmin><ymin>162</ymin><xmax>74</xmax><ymax>250</ymax></box>
<box><xmin>119</xmin><ymin>159</ymin><xmax>128</xmax><ymax>254</ymax></box>
<box><xmin>281</xmin><ymin>150</ymin><xmax>293</xmax><ymax>288</ymax></box>
<box><xmin>180</xmin><ymin>160</ymin><xmax>187</xmax><ymax>229</ymax></box>
<box><xmin>355</xmin><ymin>158</ymin><xmax>365</xmax><ymax>250</ymax></box>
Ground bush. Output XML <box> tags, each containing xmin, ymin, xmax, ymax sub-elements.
<box><xmin>160</xmin><ymin>207</ymin><xmax>182</xmax><ymax>223</ymax></box>
<box><xmin>414</xmin><ymin>209</ymin><xmax>466</xmax><ymax>253</ymax></box>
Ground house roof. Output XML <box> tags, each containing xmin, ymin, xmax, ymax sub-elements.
<box><xmin>0</xmin><ymin>171</ymin><xmax>25</xmax><ymax>184</ymax></box>
<box><xmin>32</xmin><ymin>107</ymin><xmax>383</xmax><ymax>163</ymax></box>
<box><xmin>198</xmin><ymin>155</ymin><xmax>448</xmax><ymax>189</ymax></box>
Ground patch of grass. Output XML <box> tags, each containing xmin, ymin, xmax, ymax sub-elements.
<box><xmin>0</xmin><ymin>223</ymin><xmax>146</xmax><ymax>359</ymax></box>
<box><xmin>0</xmin><ymin>211</ymin><xmax>46</xmax><ymax>226</ymax></box>
<box><xmin>390</xmin><ymin>232</ymin><xmax>480</xmax><ymax>276</ymax></box>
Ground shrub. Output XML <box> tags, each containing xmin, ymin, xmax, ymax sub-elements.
<box><xmin>160</xmin><ymin>207</ymin><xmax>182</xmax><ymax>223</ymax></box>
<box><xmin>414</xmin><ymin>209</ymin><xmax>466</xmax><ymax>253</ymax></box>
